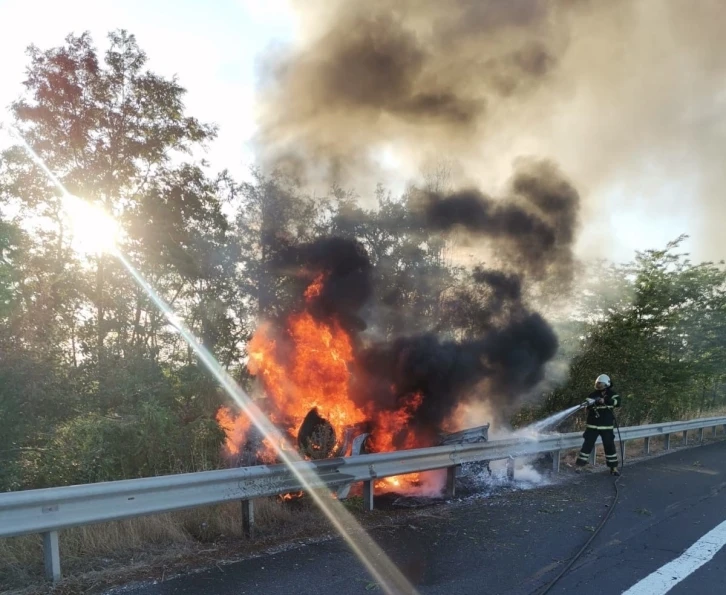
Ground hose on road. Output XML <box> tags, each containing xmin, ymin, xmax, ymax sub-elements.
<box><xmin>536</xmin><ymin>415</ymin><xmax>625</xmax><ymax>595</ymax></box>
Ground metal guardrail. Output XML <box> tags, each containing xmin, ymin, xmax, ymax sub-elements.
<box><xmin>2</xmin><ymin>415</ymin><xmax>725</xmax><ymax>583</ymax></box>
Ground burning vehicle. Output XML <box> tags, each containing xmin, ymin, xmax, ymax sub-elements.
<box><xmin>216</xmin><ymin>240</ymin><xmax>442</xmax><ymax>493</ymax></box>
<box><xmin>216</xmin><ymin>227</ymin><xmax>567</xmax><ymax>497</ymax></box>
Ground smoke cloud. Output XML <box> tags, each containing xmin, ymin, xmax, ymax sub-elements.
<box><xmin>251</xmin><ymin>1</ymin><xmax>590</xmax><ymax>439</ymax></box>
<box><xmin>413</xmin><ymin>158</ymin><xmax>579</xmax><ymax>281</ymax></box>
<box><xmin>257</xmin><ymin>0</ymin><xmax>566</xmax><ymax>183</ymax></box>
<box><xmin>245</xmin><ymin>0</ymin><xmax>726</xmax><ymax>449</ymax></box>
<box><xmin>271</xmin><ymin>237</ymin><xmax>558</xmax><ymax>446</ymax></box>
<box><xmin>257</xmin><ymin>0</ymin><xmax>726</xmax><ymax>260</ymax></box>
<box><xmin>353</xmin><ymin>261</ymin><xmax>558</xmax><ymax>442</ymax></box>
<box><xmin>356</xmin><ymin>311</ymin><xmax>558</xmax><ymax>444</ymax></box>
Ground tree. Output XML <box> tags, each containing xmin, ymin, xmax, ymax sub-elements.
<box><xmin>235</xmin><ymin>169</ymin><xmax>321</xmax><ymax>322</ymax></box>
<box><xmin>533</xmin><ymin>237</ymin><xmax>726</xmax><ymax>427</ymax></box>
<box><xmin>2</xmin><ymin>30</ymin><xmax>217</xmax><ymax>411</ymax></box>
<box><xmin>0</xmin><ymin>31</ymin><xmax>230</xmax><ymax>488</ymax></box>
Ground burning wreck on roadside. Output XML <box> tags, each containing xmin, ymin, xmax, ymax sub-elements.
<box><xmin>217</xmin><ymin>160</ymin><xmax>579</xmax><ymax>496</ymax></box>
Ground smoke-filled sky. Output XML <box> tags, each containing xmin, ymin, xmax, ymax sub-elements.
<box><xmin>1</xmin><ymin>0</ymin><xmax>725</xmax><ymax>263</ymax></box>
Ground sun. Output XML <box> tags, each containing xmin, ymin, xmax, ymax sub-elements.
<box><xmin>2</xmin><ymin>125</ymin><xmax>119</xmax><ymax>256</ymax></box>
<box><xmin>63</xmin><ymin>195</ymin><xmax>120</xmax><ymax>255</ymax></box>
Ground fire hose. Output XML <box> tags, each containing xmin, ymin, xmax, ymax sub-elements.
<box><xmin>536</xmin><ymin>411</ymin><xmax>624</xmax><ymax>595</ymax></box>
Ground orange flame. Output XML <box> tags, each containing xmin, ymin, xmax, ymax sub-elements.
<box><xmin>368</xmin><ymin>392</ymin><xmax>424</xmax><ymax>453</ymax></box>
<box><xmin>303</xmin><ymin>274</ymin><xmax>325</xmax><ymax>300</ymax></box>
<box><xmin>217</xmin><ymin>277</ymin><xmax>437</xmax><ymax>494</ymax></box>
<box><xmin>215</xmin><ymin>406</ymin><xmax>278</xmax><ymax>463</ymax></box>
<box><xmin>248</xmin><ymin>311</ymin><xmax>368</xmax><ymax>446</ymax></box>
<box><xmin>216</xmin><ymin>406</ymin><xmax>249</xmax><ymax>456</ymax></box>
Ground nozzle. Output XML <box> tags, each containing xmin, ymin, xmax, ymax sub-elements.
<box><xmin>580</xmin><ymin>397</ymin><xmax>596</xmax><ymax>408</ymax></box>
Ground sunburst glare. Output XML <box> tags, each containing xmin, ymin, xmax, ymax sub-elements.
<box><xmin>63</xmin><ymin>195</ymin><xmax>120</xmax><ymax>255</ymax></box>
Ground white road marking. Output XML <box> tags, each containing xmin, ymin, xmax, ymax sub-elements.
<box><xmin>622</xmin><ymin>519</ymin><xmax>726</xmax><ymax>594</ymax></box>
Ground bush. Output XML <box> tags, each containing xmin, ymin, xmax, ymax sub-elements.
<box><xmin>18</xmin><ymin>404</ymin><xmax>226</xmax><ymax>489</ymax></box>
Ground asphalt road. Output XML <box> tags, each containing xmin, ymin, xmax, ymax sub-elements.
<box><xmin>119</xmin><ymin>441</ymin><xmax>726</xmax><ymax>595</ymax></box>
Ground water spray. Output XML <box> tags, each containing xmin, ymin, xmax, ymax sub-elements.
<box><xmin>6</xmin><ymin>125</ymin><xmax>419</xmax><ymax>595</ymax></box>
<box><xmin>524</xmin><ymin>404</ymin><xmax>583</xmax><ymax>434</ymax></box>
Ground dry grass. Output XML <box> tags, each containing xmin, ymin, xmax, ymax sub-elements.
<box><xmin>0</xmin><ymin>496</ymin><xmax>335</xmax><ymax>594</ymax></box>
<box><xmin>683</xmin><ymin>406</ymin><xmax>726</xmax><ymax>420</ymax></box>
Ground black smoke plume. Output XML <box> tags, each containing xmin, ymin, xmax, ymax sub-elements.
<box><xmin>250</xmin><ymin>1</ymin><xmax>588</xmax><ymax>444</ymax></box>
<box><xmin>510</xmin><ymin>158</ymin><xmax>580</xmax><ymax>279</ymax></box>
<box><xmin>418</xmin><ymin>187</ymin><xmax>556</xmax><ymax>265</ymax></box>
<box><xmin>276</xmin><ymin>236</ymin><xmax>373</xmax><ymax>332</ymax></box>
<box><xmin>353</xmin><ymin>268</ymin><xmax>558</xmax><ymax>445</ymax></box>
<box><xmin>257</xmin><ymin>0</ymin><xmax>726</xmax><ymax>261</ymax></box>
<box><xmin>413</xmin><ymin>158</ymin><xmax>580</xmax><ymax>282</ymax></box>
<box><xmin>471</xmin><ymin>268</ymin><xmax>522</xmax><ymax>317</ymax></box>
<box><xmin>271</xmin><ymin>236</ymin><xmax>560</xmax><ymax>447</ymax></box>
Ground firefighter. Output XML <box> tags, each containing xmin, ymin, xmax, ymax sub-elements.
<box><xmin>576</xmin><ymin>374</ymin><xmax>621</xmax><ymax>476</ymax></box>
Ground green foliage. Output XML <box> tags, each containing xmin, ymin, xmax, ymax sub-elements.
<box><xmin>0</xmin><ymin>219</ymin><xmax>21</xmax><ymax>319</ymax></box>
<box><xmin>22</xmin><ymin>404</ymin><xmax>225</xmax><ymax>488</ymax></box>
<box><xmin>0</xmin><ymin>31</ymin><xmax>227</xmax><ymax>490</ymax></box>
<box><xmin>528</xmin><ymin>237</ymin><xmax>726</xmax><ymax>428</ymax></box>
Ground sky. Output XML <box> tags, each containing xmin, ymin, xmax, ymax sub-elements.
<box><xmin>0</xmin><ymin>0</ymin><xmax>698</xmax><ymax>264</ymax></box>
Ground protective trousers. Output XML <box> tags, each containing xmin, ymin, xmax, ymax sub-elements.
<box><xmin>576</xmin><ymin>428</ymin><xmax>618</xmax><ymax>469</ymax></box>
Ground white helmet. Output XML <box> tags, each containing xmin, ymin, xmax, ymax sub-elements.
<box><xmin>595</xmin><ymin>374</ymin><xmax>611</xmax><ymax>389</ymax></box>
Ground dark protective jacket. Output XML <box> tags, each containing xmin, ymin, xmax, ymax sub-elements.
<box><xmin>585</xmin><ymin>387</ymin><xmax>621</xmax><ymax>430</ymax></box>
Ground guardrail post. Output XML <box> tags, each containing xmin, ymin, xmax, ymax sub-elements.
<box><xmin>713</xmin><ymin>426</ymin><xmax>718</xmax><ymax>438</ymax></box>
<box><xmin>43</xmin><ymin>531</ymin><xmax>61</xmax><ymax>583</ymax></box>
<box><xmin>241</xmin><ymin>499</ymin><xmax>254</xmax><ymax>538</ymax></box>
<box><xmin>699</xmin><ymin>428</ymin><xmax>704</xmax><ymax>444</ymax></box>
<box><xmin>644</xmin><ymin>436</ymin><xmax>650</xmax><ymax>454</ymax></box>
<box><xmin>665</xmin><ymin>434</ymin><xmax>671</xmax><ymax>450</ymax></box>
<box><xmin>588</xmin><ymin>448</ymin><xmax>596</xmax><ymax>465</ymax></box>
<box><xmin>552</xmin><ymin>450</ymin><xmax>561</xmax><ymax>473</ymax></box>
<box><xmin>362</xmin><ymin>480</ymin><xmax>374</xmax><ymax>511</ymax></box>
<box><xmin>682</xmin><ymin>430</ymin><xmax>688</xmax><ymax>445</ymax></box>
<box><xmin>445</xmin><ymin>466</ymin><xmax>457</xmax><ymax>498</ymax></box>
<box><xmin>506</xmin><ymin>457</ymin><xmax>515</xmax><ymax>480</ymax></box>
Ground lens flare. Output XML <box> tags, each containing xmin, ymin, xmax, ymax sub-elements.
<box><xmin>10</xmin><ymin>126</ymin><xmax>418</xmax><ymax>595</ymax></box>
<box><xmin>63</xmin><ymin>195</ymin><xmax>119</xmax><ymax>255</ymax></box>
